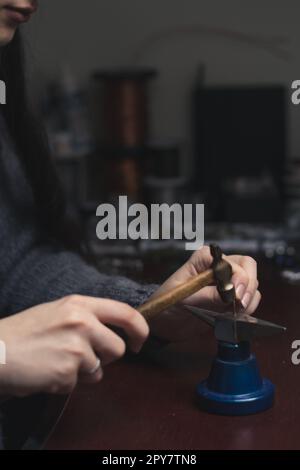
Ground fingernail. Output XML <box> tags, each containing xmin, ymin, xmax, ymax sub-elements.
<box><xmin>130</xmin><ymin>343</ymin><xmax>142</xmax><ymax>354</ymax></box>
<box><xmin>242</xmin><ymin>293</ymin><xmax>251</xmax><ymax>309</ymax></box>
<box><xmin>236</xmin><ymin>284</ymin><xmax>246</xmax><ymax>300</ymax></box>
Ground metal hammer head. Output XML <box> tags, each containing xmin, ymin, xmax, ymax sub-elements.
<box><xmin>210</xmin><ymin>244</ymin><xmax>235</xmax><ymax>304</ymax></box>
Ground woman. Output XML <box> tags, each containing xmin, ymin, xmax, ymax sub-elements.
<box><xmin>0</xmin><ymin>1</ymin><xmax>260</xmax><ymax>449</ymax></box>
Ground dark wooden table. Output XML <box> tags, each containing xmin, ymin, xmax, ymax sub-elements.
<box><xmin>45</xmin><ymin>270</ymin><xmax>300</xmax><ymax>450</ymax></box>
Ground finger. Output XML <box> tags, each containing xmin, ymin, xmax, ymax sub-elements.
<box><xmin>182</xmin><ymin>259</ymin><xmax>250</xmax><ymax>311</ymax></box>
<box><xmin>78</xmin><ymin>346</ymin><xmax>104</xmax><ymax>384</ymax></box>
<box><xmin>88</xmin><ymin>319</ymin><xmax>127</xmax><ymax>365</ymax></box>
<box><xmin>187</xmin><ymin>246</ymin><xmax>213</xmax><ymax>274</ymax></box>
<box><xmin>226</xmin><ymin>256</ymin><xmax>258</xmax><ymax>309</ymax></box>
<box><xmin>166</xmin><ymin>250</ymin><xmax>258</xmax><ymax>313</ymax></box>
<box><xmin>188</xmin><ymin>250</ymin><xmax>258</xmax><ymax>306</ymax></box>
<box><xmin>82</xmin><ymin>298</ymin><xmax>150</xmax><ymax>353</ymax></box>
<box><xmin>244</xmin><ymin>290</ymin><xmax>262</xmax><ymax>315</ymax></box>
<box><xmin>183</xmin><ymin>285</ymin><xmax>261</xmax><ymax>316</ymax></box>
<box><xmin>183</xmin><ymin>256</ymin><xmax>252</xmax><ymax>310</ymax></box>
<box><xmin>80</xmin><ymin>365</ymin><xmax>103</xmax><ymax>385</ymax></box>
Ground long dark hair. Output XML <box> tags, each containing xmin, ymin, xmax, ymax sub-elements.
<box><xmin>0</xmin><ymin>30</ymin><xmax>80</xmax><ymax>250</ymax></box>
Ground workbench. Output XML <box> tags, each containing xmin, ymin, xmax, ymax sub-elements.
<box><xmin>45</xmin><ymin>266</ymin><xmax>300</xmax><ymax>450</ymax></box>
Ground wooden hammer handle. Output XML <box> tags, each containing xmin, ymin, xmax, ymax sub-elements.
<box><xmin>138</xmin><ymin>268</ymin><xmax>214</xmax><ymax>321</ymax></box>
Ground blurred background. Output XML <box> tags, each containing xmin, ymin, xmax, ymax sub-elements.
<box><xmin>22</xmin><ymin>0</ymin><xmax>300</xmax><ymax>283</ymax></box>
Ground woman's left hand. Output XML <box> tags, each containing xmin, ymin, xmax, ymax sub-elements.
<box><xmin>148</xmin><ymin>246</ymin><xmax>261</xmax><ymax>341</ymax></box>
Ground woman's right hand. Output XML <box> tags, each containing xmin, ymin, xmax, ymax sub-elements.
<box><xmin>0</xmin><ymin>295</ymin><xmax>149</xmax><ymax>397</ymax></box>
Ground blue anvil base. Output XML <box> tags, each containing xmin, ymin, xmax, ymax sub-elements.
<box><xmin>196</xmin><ymin>341</ymin><xmax>275</xmax><ymax>416</ymax></box>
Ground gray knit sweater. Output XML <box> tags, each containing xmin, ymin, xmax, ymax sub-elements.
<box><xmin>0</xmin><ymin>113</ymin><xmax>157</xmax><ymax>449</ymax></box>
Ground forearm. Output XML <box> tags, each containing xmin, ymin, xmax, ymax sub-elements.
<box><xmin>0</xmin><ymin>243</ymin><xmax>157</xmax><ymax>317</ymax></box>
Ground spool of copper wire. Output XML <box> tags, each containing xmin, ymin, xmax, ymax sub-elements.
<box><xmin>93</xmin><ymin>68</ymin><xmax>156</xmax><ymax>147</ymax></box>
<box><xmin>92</xmin><ymin>68</ymin><xmax>157</xmax><ymax>201</ymax></box>
<box><xmin>107</xmin><ymin>148</ymin><xmax>142</xmax><ymax>201</ymax></box>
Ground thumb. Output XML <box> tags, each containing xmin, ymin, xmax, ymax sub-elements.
<box><xmin>186</xmin><ymin>246</ymin><xmax>214</xmax><ymax>275</ymax></box>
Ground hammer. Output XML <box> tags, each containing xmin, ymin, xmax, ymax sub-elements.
<box><xmin>138</xmin><ymin>244</ymin><xmax>236</xmax><ymax>322</ymax></box>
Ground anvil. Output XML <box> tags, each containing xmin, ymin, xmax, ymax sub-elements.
<box><xmin>184</xmin><ymin>305</ymin><xmax>286</xmax><ymax>343</ymax></box>
<box><xmin>183</xmin><ymin>305</ymin><xmax>287</xmax><ymax>416</ymax></box>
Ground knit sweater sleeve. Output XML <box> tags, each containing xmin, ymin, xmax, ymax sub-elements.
<box><xmin>0</xmin><ymin>236</ymin><xmax>157</xmax><ymax>316</ymax></box>
<box><xmin>0</xmin><ymin>115</ymin><xmax>157</xmax><ymax>317</ymax></box>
